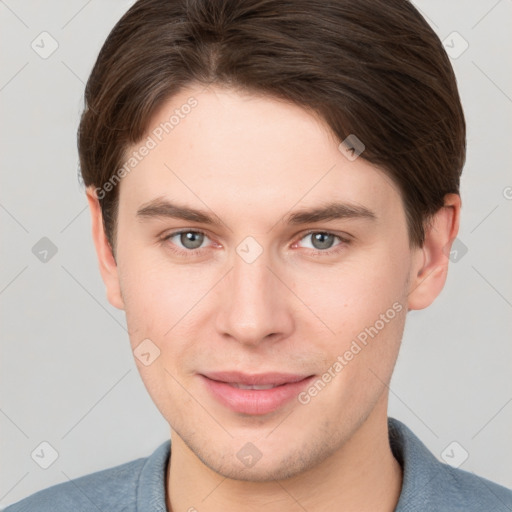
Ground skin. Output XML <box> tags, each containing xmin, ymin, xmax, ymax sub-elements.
<box><xmin>86</xmin><ymin>84</ymin><xmax>460</xmax><ymax>511</ymax></box>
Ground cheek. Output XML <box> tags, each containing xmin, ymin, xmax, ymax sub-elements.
<box><xmin>293</xmin><ymin>248</ymin><xmax>409</xmax><ymax>336</ymax></box>
<box><xmin>117</xmin><ymin>258</ymin><xmax>205</xmax><ymax>418</ymax></box>
<box><xmin>118</xmin><ymin>254</ymin><xmax>198</xmax><ymax>331</ymax></box>
<box><xmin>294</xmin><ymin>266</ymin><xmax>407</xmax><ymax>419</ymax></box>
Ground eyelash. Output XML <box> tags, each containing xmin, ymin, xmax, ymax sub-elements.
<box><xmin>160</xmin><ymin>229</ymin><xmax>351</xmax><ymax>257</ymax></box>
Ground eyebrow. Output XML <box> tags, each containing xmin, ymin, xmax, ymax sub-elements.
<box><xmin>136</xmin><ymin>198</ymin><xmax>377</xmax><ymax>226</ymax></box>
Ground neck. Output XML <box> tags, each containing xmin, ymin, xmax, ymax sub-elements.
<box><xmin>166</xmin><ymin>399</ymin><xmax>402</xmax><ymax>512</ymax></box>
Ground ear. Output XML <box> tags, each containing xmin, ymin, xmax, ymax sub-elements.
<box><xmin>86</xmin><ymin>186</ymin><xmax>125</xmax><ymax>310</ymax></box>
<box><xmin>407</xmin><ymin>193</ymin><xmax>461</xmax><ymax>310</ymax></box>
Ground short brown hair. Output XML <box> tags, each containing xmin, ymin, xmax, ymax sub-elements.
<box><xmin>78</xmin><ymin>0</ymin><xmax>465</xmax><ymax>251</ymax></box>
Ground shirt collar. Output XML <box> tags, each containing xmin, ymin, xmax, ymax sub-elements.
<box><xmin>136</xmin><ymin>438</ymin><xmax>170</xmax><ymax>512</ymax></box>
<box><xmin>388</xmin><ymin>417</ymin><xmax>450</xmax><ymax>511</ymax></box>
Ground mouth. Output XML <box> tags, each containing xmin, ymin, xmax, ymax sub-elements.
<box><xmin>199</xmin><ymin>371</ymin><xmax>315</xmax><ymax>415</ymax></box>
<box><xmin>229</xmin><ymin>383</ymin><xmax>282</xmax><ymax>390</ymax></box>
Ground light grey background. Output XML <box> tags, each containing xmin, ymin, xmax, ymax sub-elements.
<box><xmin>1</xmin><ymin>0</ymin><xmax>511</xmax><ymax>507</ymax></box>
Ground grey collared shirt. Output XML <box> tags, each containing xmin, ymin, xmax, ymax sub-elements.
<box><xmin>4</xmin><ymin>418</ymin><xmax>512</xmax><ymax>511</ymax></box>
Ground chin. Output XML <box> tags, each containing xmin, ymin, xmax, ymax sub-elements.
<box><xmin>206</xmin><ymin>456</ymin><xmax>309</xmax><ymax>482</ymax></box>
<box><xmin>187</xmin><ymin>431</ymin><xmax>339</xmax><ymax>483</ymax></box>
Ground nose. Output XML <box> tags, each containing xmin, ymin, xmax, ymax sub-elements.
<box><xmin>215</xmin><ymin>249</ymin><xmax>294</xmax><ymax>347</ymax></box>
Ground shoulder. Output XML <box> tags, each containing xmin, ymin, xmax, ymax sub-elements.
<box><xmin>442</xmin><ymin>463</ymin><xmax>512</xmax><ymax>510</ymax></box>
<box><xmin>3</xmin><ymin>458</ymin><xmax>146</xmax><ymax>512</ymax></box>
<box><xmin>389</xmin><ymin>417</ymin><xmax>512</xmax><ymax>512</ymax></box>
<box><xmin>3</xmin><ymin>441</ymin><xmax>170</xmax><ymax>512</ymax></box>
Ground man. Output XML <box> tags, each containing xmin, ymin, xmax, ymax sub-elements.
<box><xmin>6</xmin><ymin>0</ymin><xmax>511</xmax><ymax>510</ymax></box>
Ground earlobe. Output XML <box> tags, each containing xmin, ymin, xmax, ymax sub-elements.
<box><xmin>407</xmin><ymin>193</ymin><xmax>461</xmax><ymax>311</ymax></box>
<box><xmin>85</xmin><ymin>187</ymin><xmax>125</xmax><ymax>310</ymax></box>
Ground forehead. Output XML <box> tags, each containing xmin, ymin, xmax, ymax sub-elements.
<box><xmin>117</xmin><ymin>85</ymin><xmax>404</xmax><ymax>228</ymax></box>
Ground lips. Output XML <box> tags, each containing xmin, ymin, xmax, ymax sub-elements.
<box><xmin>200</xmin><ymin>371</ymin><xmax>314</xmax><ymax>415</ymax></box>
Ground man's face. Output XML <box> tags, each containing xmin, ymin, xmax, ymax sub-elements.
<box><xmin>112</xmin><ymin>85</ymin><xmax>420</xmax><ymax>480</ymax></box>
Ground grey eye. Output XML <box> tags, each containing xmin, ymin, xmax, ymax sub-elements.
<box><xmin>177</xmin><ymin>231</ymin><xmax>205</xmax><ymax>250</ymax></box>
<box><xmin>301</xmin><ymin>232</ymin><xmax>338</xmax><ymax>250</ymax></box>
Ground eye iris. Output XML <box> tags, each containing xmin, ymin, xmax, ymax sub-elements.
<box><xmin>180</xmin><ymin>231</ymin><xmax>204</xmax><ymax>249</ymax></box>
<box><xmin>311</xmin><ymin>232</ymin><xmax>335</xmax><ymax>250</ymax></box>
